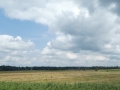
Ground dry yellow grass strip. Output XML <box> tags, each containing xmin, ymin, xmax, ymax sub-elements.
<box><xmin>0</xmin><ymin>70</ymin><xmax>120</xmax><ymax>83</ymax></box>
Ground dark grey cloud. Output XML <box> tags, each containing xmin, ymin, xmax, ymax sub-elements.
<box><xmin>99</xmin><ymin>0</ymin><xmax>120</xmax><ymax>16</ymax></box>
<box><xmin>74</xmin><ymin>0</ymin><xmax>97</xmax><ymax>13</ymax></box>
<box><xmin>109</xmin><ymin>55</ymin><xmax>120</xmax><ymax>60</ymax></box>
<box><xmin>51</xmin><ymin>8</ymin><xmax>115</xmax><ymax>53</ymax></box>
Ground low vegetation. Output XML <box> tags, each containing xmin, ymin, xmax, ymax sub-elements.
<box><xmin>0</xmin><ymin>82</ymin><xmax>120</xmax><ymax>90</ymax></box>
<box><xmin>0</xmin><ymin>69</ymin><xmax>120</xmax><ymax>90</ymax></box>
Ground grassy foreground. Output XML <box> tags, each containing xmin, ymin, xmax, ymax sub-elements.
<box><xmin>0</xmin><ymin>69</ymin><xmax>120</xmax><ymax>90</ymax></box>
<box><xmin>0</xmin><ymin>82</ymin><xmax>120</xmax><ymax>90</ymax></box>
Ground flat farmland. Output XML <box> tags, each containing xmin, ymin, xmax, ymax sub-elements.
<box><xmin>0</xmin><ymin>69</ymin><xmax>120</xmax><ymax>83</ymax></box>
<box><xmin>0</xmin><ymin>69</ymin><xmax>120</xmax><ymax>90</ymax></box>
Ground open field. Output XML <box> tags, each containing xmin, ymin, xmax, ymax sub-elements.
<box><xmin>0</xmin><ymin>69</ymin><xmax>120</xmax><ymax>83</ymax></box>
<box><xmin>0</xmin><ymin>69</ymin><xmax>120</xmax><ymax>90</ymax></box>
<box><xmin>0</xmin><ymin>82</ymin><xmax>120</xmax><ymax>90</ymax></box>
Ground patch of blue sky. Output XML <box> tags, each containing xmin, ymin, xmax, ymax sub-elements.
<box><xmin>0</xmin><ymin>9</ymin><xmax>54</xmax><ymax>50</ymax></box>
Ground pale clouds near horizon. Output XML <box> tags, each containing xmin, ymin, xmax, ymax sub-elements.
<box><xmin>0</xmin><ymin>0</ymin><xmax>120</xmax><ymax>66</ymax></box>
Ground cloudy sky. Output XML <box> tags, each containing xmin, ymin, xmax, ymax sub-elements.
<box><xmin>0</xmin><ymin>0</ymin><xmax>120</xmax><ymax>66</ymax></box>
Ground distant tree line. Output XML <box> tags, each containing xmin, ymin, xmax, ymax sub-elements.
<box><xmin>0</xmin><ymin>65</ymin><xmax>119</xmax><ymax>71</ymax></box>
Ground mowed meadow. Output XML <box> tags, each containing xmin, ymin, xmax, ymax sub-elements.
<box><xmin>0</xmin><ymin>69</ymin><xmax>120</xmax><ymax>90</ymax></box>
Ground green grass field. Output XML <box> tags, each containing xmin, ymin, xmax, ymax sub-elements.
<box><xmin>0</xmin><ymin>82</ymin><xmax>120</xmax><ymax>90</ymax></box>
<box><xmin>0</xmin><ymin>69</ymin><xmax>120</xmax><ymax>90</ymax></box>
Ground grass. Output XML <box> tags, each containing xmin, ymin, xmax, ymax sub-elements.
<box><xmin>0</xmin><ymin>69</ymin><xmax>120</xmax><ymax>90</ymax></box>
<box><xmin>0</xmin><ymin>69</ymin><xmax>120</xmax><ymax>83</ymax></box>
<box><xmin>0</xmin><ymin>82</ymin><xmax>120</xmax><ymax>90</ymax></box>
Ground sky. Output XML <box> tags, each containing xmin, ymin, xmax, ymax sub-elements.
<box><xmin>0</xmin><ymin>0</ymin><xmax>120</xmax><ymax>66</ymax></box>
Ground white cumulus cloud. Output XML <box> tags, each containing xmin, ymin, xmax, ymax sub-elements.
<box><xmin>0</xmin><ymin>0</ymin><xmax>120</xmax><ymax>66</ymax></box>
